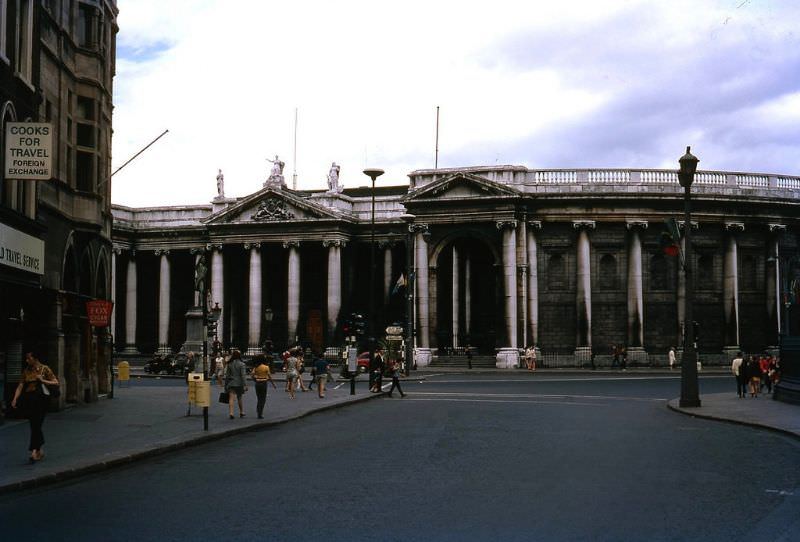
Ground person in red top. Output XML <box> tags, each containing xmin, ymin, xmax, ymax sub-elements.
<box><xmin>759</xmin><ymin>355</ymin><xmax>772</xmax><ymax>394</ymax></box>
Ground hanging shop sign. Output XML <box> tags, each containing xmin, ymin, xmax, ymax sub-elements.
<box><xmin>0</xmin><ymin>222</ymin><xmax>44</xmax><ymax>275</ymax></box>
<box><xmin>4</xmin><ymin>122</ymin><xmax>53</xmax><ymax>180</ymax></box>
<box><xmin>86</xmin><ymin>299</ymin><xmax>114</xmax><ymax>327</ymax></box>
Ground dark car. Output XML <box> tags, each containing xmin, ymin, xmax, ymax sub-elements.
<box><xmin>144</xmin><ymin>354</ymin><xmax>175</xmax><ymax>375</ymax></box>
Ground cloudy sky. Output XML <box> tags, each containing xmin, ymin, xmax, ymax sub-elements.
<box><xmin>111</xmin><ymin>0</ymin><xmax>800</xmax><ymax>207</ymax></box>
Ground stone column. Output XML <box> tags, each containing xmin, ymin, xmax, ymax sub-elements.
<box><xmin>412</xmin><ymin>224</ymin><xmax>431</xmax><ymax>366</ymax></box>
<box><xmin>723</xmin><ymin>223</ymin><xmax>744</xmax><ymax>352</ymax></box>
<box><xmin>573</xmin><ymin>221</ymin><xmax>595</xmax><ymax>362</ymax></box>
<box><xmin>382</xmin><ymin>242</ymin><xmax>393</xmax><ymax>307</ymax></box>
<box><xmin>496</xmin><ymin>220</ymin><xmax>519</xmax><ymax>368</ymax></box>
<box><xmin>285</xmin><ymin>241</ymin><xmax>301</xmax><ymax>344</ymax></box>
<box><xmin>452</xmin><ymin>245</ymin><xmax>460</xmax><ymax>348</ymax></box>
<box><xmin>464</xmin><ymin>255</ymin><xmax>471</xmax><ymax>340</ymax></box>
<box><xmin>246</xmin><ymin>243</ymin><xmax>262</xmax><ymax>354</ymax></box>
<box><xmin>527</xmin><ymin>222</ymin><xmax>541</xmax><ymax>348</ymax></box>
<box><xmin>210</xmin><ymin>244</ymin><xmax>224</xmax><ymax>345</ymax></box>
<box><xmin>122</xmin><ymin>250</ymin><xmax>138</xmax><ymax>354</ymax></box>
<box><xmin>767</xmin><ymin>225</ymin><xmax>786</xmax><ymax>345</ymax></box>
<box><xmin>626</xmin><ymin>222</ymin><xmax>647</xmax><ymax>359</ymax></box>
<box><xmin>156</xmin><ymin>249</ymin><xmax>171</xmax><ymax>354</ymax></box>
<box><xmin>324</xmin><ymin>240</ymin><xmax>344</xmax><ymax>338</ymax></box>
<box><xmin>110</xmin><ymin>248</ymin><xmax>119</xmax><ymax>342</ymax></box>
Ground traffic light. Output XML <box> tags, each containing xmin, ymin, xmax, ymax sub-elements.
<box><xmin>353</xmin><ymin>313</ymin><xmax>366</xmax><ymax>336</ymax></box>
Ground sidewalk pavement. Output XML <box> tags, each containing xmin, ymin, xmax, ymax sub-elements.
<box><xmin>668</xmin><ymin>391</ymin><xmax>800</xmax><ymax>439</ymax></box>
<box><xmin>0</xmin><ymin>375</ymin><xmax>380</xmax><ymax>495</ymax></box>
<box><xmin>2</xmin><ymin>369</ymin><xmax>796</xmax><ymax>495</ymax></box>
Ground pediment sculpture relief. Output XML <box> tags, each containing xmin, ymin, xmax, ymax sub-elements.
<box><xmin>251</xmin><ymin>198</ymin><xmax>295</xmax><ymax>222</ymax></box>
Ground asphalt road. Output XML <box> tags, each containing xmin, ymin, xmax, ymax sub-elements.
<box><xmin>2</xmin><ymin>373</ymin><xmax>799</xmax><ymax>541</ymax></box>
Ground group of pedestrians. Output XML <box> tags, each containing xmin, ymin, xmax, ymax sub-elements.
<box><xmin>369</xmin><ymin>347</ymin><xmax>405</xmax><ymax>397</ymax></box>
<box><xmin>731</xmin><ymin>351</ymin><xmax>780</xmax><ymax>398</ymax></box>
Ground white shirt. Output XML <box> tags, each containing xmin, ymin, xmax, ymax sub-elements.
<box><xmin>731</xmin><ymin>357</ymin><xmax>743</xmax><ymax>376</ymax></box>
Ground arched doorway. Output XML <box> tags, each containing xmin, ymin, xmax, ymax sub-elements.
<box><xmin>435</xmin><ymin>235</ymin><xmax>498</xmax><ymax>354</ymax></box>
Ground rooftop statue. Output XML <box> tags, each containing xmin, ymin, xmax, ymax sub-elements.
<box><xmin>327</xmin><ymin>162</ymin><xmax>342</xmax><ymax>193</ymax></box>
<box><xmin>265</xmin><ymin>155</ymin><xmax>286</xmax><ymax>187</ymax></box>
<box><xmin>216</xmin><ymin>169</ymin><xmax>225</xmax><ymax>199</ymax></box>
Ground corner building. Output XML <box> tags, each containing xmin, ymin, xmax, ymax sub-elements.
<box><xmin>111</xmin><ymin>165</ymin><xmax>800</xmax><ymax>368</ymax></box>
<box><xmin>1</xmin><ymin>1</ymin><xmax>118</xmax><ymax>413</ymax></box>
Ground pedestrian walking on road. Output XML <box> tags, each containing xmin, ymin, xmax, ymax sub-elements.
<box><xmin>466</xmin><ymin>345</ymin><xmax>473</xmax><ymax>370</ymax></box>
<box><xmin>252</xmin><ymin>355</ymin><xmax>277</xmax><ymax>419</ymax></box>
<box><xmin>747</xmin><ymin>356</ymin><xmax>761</xmax><ymax>398</ymax></box>
<box><xmin>211</xmin><ymin>353</ymin><xmax>224</xmax><ymax>386</ymax></box>
<box><xmin>731</xmin><ymin>351</ymin><xmax>745</xmax><ymax>398</ymax></box>
<box><xmin>285</xmin><ymin>348</ymin><xmax>300</xmax><ymax>399</ymax></box>
<box><xmin>620</xmin><ymin>346</ymin><xmax>628</xmax><ymax>371</ymax></box>
<box><xmin>668</xmin><ymin>347</ymin><xmax>676</xmax><ymax>370</ymax></box>
<box><xmin>11</xmin><ymin>351</ymin><xmax>59</xmax><ymax>463</ymax></box>
<box><xmin>370</xmin><ymin>347</ymin><xmax>385</xmax><ymax>393</ymax></box>
<box><xmin>387</xmin><ymin>359</ymin><xmax>405</xmax><ymax>398</ymax></box>
<box><xmin>611</xmin><ymin>344</ymin><xmax>619</xmax><ymax>368</ymax></box>
<box><xmin>759</xmin><ymin>355</ymin><xmax>772</xmax><ymax>394</ymax></box>
<box><xmin>224</xmin><ymin>350</ymin><xmax>248</xmax><ymax>418</ymax></box>
<box><xmin>295</xmin><ymin>351</ymin><xmax>309</xmax><ymax>393</ymax></box>
<box><xmin>314</xmin><ymin>354</ymin><xmax>330</xmax><ymax>398</ymax></box>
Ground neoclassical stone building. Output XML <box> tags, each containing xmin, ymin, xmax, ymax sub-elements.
<box><xmin>111</xmin><ymin>165</ymin><xmax>800</xmax><ymax>367</ymax></box>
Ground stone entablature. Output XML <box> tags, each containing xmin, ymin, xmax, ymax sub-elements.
<box><xmin>408</xmin><ymin>166</ymin><xmax>800</xmax><ymax>199</ymax></box>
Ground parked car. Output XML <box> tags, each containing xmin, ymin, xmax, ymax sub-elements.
<box><xmin>144</xmin><ymin>354</ymin><xmax>177</xmax><ymax>375</ymax></box>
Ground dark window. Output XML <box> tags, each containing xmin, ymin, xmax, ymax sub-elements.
<box><xmin>76</xmin><ymin>96</ymin><xmax>94</xmax><ymax>120</ymax></box>
<box><xmin>697</xmin><ymin>254</ymin><xmax>714</xmax><ymax>290</ymax></box>
<box><xmin>547</xmin><ymin>254</ymin><xmax>565</xmax><ymax>290</ymax></box>
<box><xmin>741</xmin><ymin>255</ymin><xmax>757</xmax><ymax>290</ymax></box>
<box><xmin>77</xmin><ymin>123</ymin><xmax>94</xmax><ymax>147</ymax></box>
<box><xmin>650</xmin><ymin>253</ymin><xmax>668</xmax><ymax>290</ymax></box>
<box><xmin>76</xmin><ymin>151</ymin><xmax>94</xmax><ymax>191</ymax></box>
<box><xmin>598</xmin><ymin>254</ymin><xmax>617</xmax><ymax>290</ymax></box>
<box><xmin>77</xmin><ymin>3</ymin><xmax>95</xmax><ymax>48</ymax></box>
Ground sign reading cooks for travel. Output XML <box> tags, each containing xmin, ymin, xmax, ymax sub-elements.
<box><xmin>0</xmin><ymin>223</ymin><xmax>44</xmax><ymax>275</ymax></box>
<box><xmin>4</xmin><ymin>122</ymin><xmax>53</xmax><ymax>180</ymax></box>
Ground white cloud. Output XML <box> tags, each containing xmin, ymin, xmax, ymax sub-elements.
<box><xmin>111</xmin><ymin>0</ymin><xmax>800</xmax><ymax>206</ymax></box>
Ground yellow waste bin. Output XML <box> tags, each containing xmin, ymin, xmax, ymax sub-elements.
<box><xmin>117</xmin><ymin>361</ymin><xmax>130</xmax><ymax>381</ymax></box>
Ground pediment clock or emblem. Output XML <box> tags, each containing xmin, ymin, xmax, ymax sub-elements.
<box><xmin>251</xmin><ymin>197</ymin><xmax>295</xmax><ymax>222</ymax></box>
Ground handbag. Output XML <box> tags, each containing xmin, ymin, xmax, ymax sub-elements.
<box><xmin>45</xmin><ymin>382</ymin><xmax>61</xmax><ymax>399</ymax></box>
<box><xmin>218</xmin><ymin>391</ymin><xmax>229</xmax><ymax>404</ymax></box>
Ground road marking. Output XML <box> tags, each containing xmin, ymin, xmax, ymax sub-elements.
<box><xmin>415</xmin><ymin>376</ymin><xmax>729</xmax><ymax>383</ymax></box>
<box><xmin>404</xmin><ymin>398</ymin><xmax>605</xmax><ymax>406</ymax></box>
<box><xmin>765</xmin><ymin>489</ymin><xmax>795</xmax><ymax>496</ymax></box>
<box><xmin>410</xmin><ymin>391</ymin><xmax>667</xmax><ymax>402</ymax></box>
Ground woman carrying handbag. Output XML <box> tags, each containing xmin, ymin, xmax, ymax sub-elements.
<box><xmin>11</xmin><ymin>351</ymin><xmax>59</xmax><ymax>463</ymax></box>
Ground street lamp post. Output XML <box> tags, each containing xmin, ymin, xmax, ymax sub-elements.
<box><xmin>400</xmin><ymin>213</ymin><xmax>416</xmax><ymax>376</ymax></box>
<box><xmin>363</xmin><ymin>168</ymin><xmax>384</xmax><ymax>390</ymax></box>
<box><xmin>678</xmin><ymin>146</ymin><xmax>701</xmax><ymax>408</ymax></box>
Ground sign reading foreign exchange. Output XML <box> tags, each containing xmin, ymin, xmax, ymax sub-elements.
<box><xmin>0</xmin><ymin>222</ymin><xmax>44</xmax><ymax>275</ymax></box>
<box><xmin>4</xmin><ymin>122</ymin><xmax>53</xmax><ymax>180</ymax></box>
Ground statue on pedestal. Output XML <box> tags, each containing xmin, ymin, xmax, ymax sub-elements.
<box><xmin>265</xmin><ymin>155</ymin><xmax>285</xmax><ymax>187</ymax></box>
<box><xmin>215</xmin><ymin>169</ymin><xmax>225</xmax><ymax>199</ymax></box>
<box><xmin>327</xmin><ymin>162</ymin><xmax>342</xmax><ymax>193</ymax></box>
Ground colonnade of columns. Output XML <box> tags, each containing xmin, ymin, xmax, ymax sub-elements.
<box><xmin>115</xmin><ymin>220</ymin><xmax>787</xmax><ymax>363</ymax></box>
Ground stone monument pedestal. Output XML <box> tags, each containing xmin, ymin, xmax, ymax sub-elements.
<box><xmin>414</xmin><ymin>348</ymin><xmax>432</xmax><ymax>368</ymax></box>
<box><xmin>183</xmin><ymin>307</ymin><xmax>205</xmax><ymax>355</ymax></box>
<box><xmin>496</xmin><ymin>347</ymin><xmax>520</xmax><ymax>369</ymax></box>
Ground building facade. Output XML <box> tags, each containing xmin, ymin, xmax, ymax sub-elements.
<box><xmin>1</xmin><ymin>0</ymin><xmax>118</xmax><ymax>414</ymax></box>
<box><xmin>111</xmin><ymin>164</ymin><xmax>800</xmax><ymax>368</ymax></box>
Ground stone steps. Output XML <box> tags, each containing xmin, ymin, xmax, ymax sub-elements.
<box><xmin>429</xmin><ymin>355</ymin><xmax>497</xmax><ymax>368</ymax></box>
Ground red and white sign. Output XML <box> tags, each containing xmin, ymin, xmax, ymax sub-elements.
<box><xmin>86</xmin><ymin>300</ymin><xmax>114</xmax><ymax>327</ymax></box>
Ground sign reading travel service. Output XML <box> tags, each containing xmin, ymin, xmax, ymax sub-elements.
<box><xmin>0</xmin><ymin>222</ymin><xmax>44</xmax><ymax>275</ymax></box>
<box><xmin>4</xmin><ymin>122</ymin><xmax>53</xmax><ymax>180</ymax></box>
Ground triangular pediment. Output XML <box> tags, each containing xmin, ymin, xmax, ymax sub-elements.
<box><xmin>402</xmin><ymin>172</ymin><xmax>521</xmax><ymax>202</ymax></box>
<box><xmin>205</xmin><ymin>187</ymin><xmax>342</xmax><ymax>225</ymax></box>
